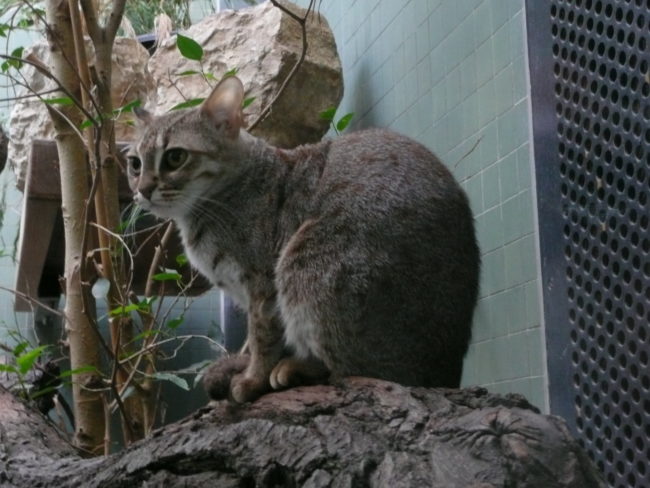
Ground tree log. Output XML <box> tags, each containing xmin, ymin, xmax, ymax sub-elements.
<box><xmin>0</xmin><ymin>378</ymin><xmax>604</xmax><ymax>487</ymax></box>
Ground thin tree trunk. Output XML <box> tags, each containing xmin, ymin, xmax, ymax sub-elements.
<box><xmin>78</xmin><ymin>0</ymin><xmax>149</xmax><ymax>443</ymax></box>
<box><xmin>44</xmin><ymin>0</ymin><xmax>105</xmax><ymax>455</ymax></box>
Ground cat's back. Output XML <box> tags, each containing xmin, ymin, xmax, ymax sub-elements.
<box><xmin>314</xmin><ymin>128</ymin><xmax>469</xmax><ymax>218</ymax></box>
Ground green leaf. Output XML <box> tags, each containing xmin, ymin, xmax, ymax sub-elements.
<box><xmin>30</xmin><ymin>386</ymin><xmax>58</xmax><ymax>399</ymax></box>
<box><xmin>16</xmin><ymin>345</ymin><xmax>48</xmax><ymax>375</ymax></box>
<box><xmin>150</xmin><ymin>372</ymin><xmax>189</xmax><ymax>391</ymax></box>
<box><xmin>109</xmin><ymin>303</ymin><xmax>140</xmax><ymax>317</ymax></box>
<box><xmin>141</xmin><ymin>296</ymin><xmax>158</xmax><ymax>307</ymax></box>
<box><xmin>178</xmin><ymin>70</ymin><xmax>200</xmax><ymax>76</ymax></box>
<box><xmin>113</xmin><ymin>99</ymin><xmax>141</xmax><ymax>115</ymax></box>
<box><xmin>319</xmin><ymin>106</ymin><xmax>337</xmax><ymax>122</ymax></box>
<box><xmin>222</xmin><ymin>67</ymin><xmax>239</xmax><ymax>78</ymax></box>
<box><xmin>0</xmin><ymin>364</ymin><xmax>19</xmax><ymax>374</ymax></box>
<box><xmin>169</xmin><ymin>98</ymin><xmax>205</xmax><ymax>111</ymax></box>
<box><xmin>242</xmin><ymin>96</ymin><xmax>256</xmax><ymax>109</ymax></box>
<box><xmin>79</xmin><ymin>119</ymin><xmax>95</xmax><ymax>130</ymax></box>
<box><xmin>13</xmin><ymin>342</ymin><xmax>29</xmax><ymax>356</ymax></box>
<box><xmin>44</xmin><ymin>97</ymin><xmax>74</xmax><ymax>106</ymax></box>
<box><xmin>58</xmin><ymin>366</ymin><xmax>100</xmax><ymax>379</ymax></box>
<box><xmin>336</xmin><ymin>112</ymin><xmax>355</xmax><ymax>132</ymax></box>
<box><xmin>17</xmin><ymin>17</ymin><xmax>33</xmax><ymax>29</ymax></box>
<box><xmin>133</xmin><ymin>330</ymin><xmax>157</xmax><ymax>342</ymax></box>
<box><xmin>166</xmin><ymin>316</ymin><xmax>184</xmax><ymax>329</ymax></box>
<box><xmin>176</xmin><ymin>34</ymin><xmax>203</xmax><ymax>61</ymax></box>
<box><xmin>152</xmin><ymin>272</ymin><xmax>182</xmax><ymax>282</ymax></box>
<box><xmin>8</xmin><ymin>46</ymin><xmax>24</xmax><ymax>69</ymax></box>
<box><xmin>175</xmin><ymin>254</ymin><xmax>188</xmax><ymax>267</ymax></box>
<box><xmin>131</xmin><ymin>296</ymin><xmax>157</xmax><ymax>315</ymax></box>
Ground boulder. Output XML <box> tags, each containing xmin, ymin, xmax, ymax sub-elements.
<box><xmin>147</xmin><ymin>0</ymin><xmax>343</xmax><ymax>148</ymax></box>
<box><xmin>6</xmin><ymin>38</ymin><xmax>154</xmax><ymax>189</ymax></box>
<box><xmin>7</xmin><ymin>1</ymin><xmax>344</xmax><ymax>189</ymax></box>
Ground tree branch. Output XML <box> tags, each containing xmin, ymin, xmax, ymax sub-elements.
<box><xmin>0</xmin><ymin>54</ymin><xmax>97</xmax><ymax>125</ymax></box>
<box><xmin>21</xmin><ymin>0</ymin><xmax>99</xmax><ymax>112</ymax></box>
<box><xmin>247</xmin><ymin>0</ymin><xmax>315</xmax><ymax>131</ymax></box>
<box><xmin>0</xmin><ymin>285</ymin><xmax>66</xmax><ymax>318</ymax></box>
<box><xmin>105</xmin><ymin>0</ymin><xmax>127</xmax><ymax>44</ymax></box>
<box><xmin>78</xmin><ymin>0</ymin><xmax>101</xmax><ymax>44</ymax></box>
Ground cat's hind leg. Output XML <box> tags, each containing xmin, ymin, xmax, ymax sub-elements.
<box><xmin>275</xmin><ymin>219</ymin><xmax>351</xmax><ymax>377</ymax></box>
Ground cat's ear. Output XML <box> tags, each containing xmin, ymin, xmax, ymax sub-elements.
<box><xmin>200</xmin><ymin>75</ymin><xmax>244</xmax><ymax>139</ymax></box>
<box><xmin>133</xmin><ymin>106</ymin><xmax>154</xmax><ymax>125</ymax></box>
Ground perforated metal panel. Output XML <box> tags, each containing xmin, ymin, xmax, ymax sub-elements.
<box><xmin>528</xmin><ymin>0</ymin><xmax>649</xmax><ymax>487</ymax></box>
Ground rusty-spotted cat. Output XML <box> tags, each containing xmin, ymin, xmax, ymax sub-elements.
<box><xmin>127</xmin><ymin>76</ymin><xmax>480</xmax><ymax>403</ymax></box>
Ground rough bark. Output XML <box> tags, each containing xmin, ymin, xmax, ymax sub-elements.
<box><xmin>0</xmin><ymin>378</ymin><xmax>605</xmax><ymax>488</ymax></box>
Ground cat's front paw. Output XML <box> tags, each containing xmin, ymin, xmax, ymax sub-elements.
<box><xmin>269</xmin><ymin>357</ymin><xmax>330</xmax><ymax>390</ymax></box>
<box><xmin>202</xmin><ymin>354</ymin><xmax>249</xmax><ymax>400</ymax></box>
<box><xmin>230</xmin><ymin>373</ymin><xmax>269</xmax><ymax>403</ymax></box>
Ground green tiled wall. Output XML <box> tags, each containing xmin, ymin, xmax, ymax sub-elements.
<box><xmin>0</xmin><ymin>1</ymin><xmax>549</xmax><ymax>413</ymax></box>
<box><xmin>0</xmin><ymin>171</ymin><xmax>30</xmax><ymax>346</ymax></box>
<box><xmin>302</xmin><ymin>0</ymin><xmax>548</xmax><ymax>411</ymax></box>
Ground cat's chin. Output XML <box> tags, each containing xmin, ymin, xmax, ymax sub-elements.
<box><xmin>135</xmin><ymin>202</ymin><xmax>177</xmax><ymax>220</ymax></box>
<box><xmin>146</xmin><ymin>206</ymin><xmax>182</xmax><ymax>220</ymax></box>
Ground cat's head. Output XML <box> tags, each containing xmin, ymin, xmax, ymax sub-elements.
<box><xmin>126</xmin><ymin>76</ymin><xmax>246</xmax><ymax>219</ymax></box>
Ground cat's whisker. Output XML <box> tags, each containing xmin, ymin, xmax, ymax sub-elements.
<box><xmin>177</xmin><ymin>199</ymin><xmax>238</xmax><ymax>245</ymax></box>
<box><xmin>192</xmin><ymin>195</ymin><xmax>239</xmax><ymax>220</ymax></box>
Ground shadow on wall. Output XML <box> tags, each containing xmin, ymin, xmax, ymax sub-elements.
<box><xmin>344</xmin><ymin>59</ymin><xmax>374</xmax><ymax>130</ymax></box>
<box><xmin>0</xmin><ymin>125</ymin><xmax>7</xmax><ymax>174</ymax></box>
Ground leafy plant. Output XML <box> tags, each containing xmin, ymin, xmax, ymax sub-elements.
<box><xmin>0</xmin><ymin>0</ymin><xmax>315</xmax><ymax>457</ymax></box>
<box><xmin>170</xmin><ymin>34</ymin><xmax>252</xmax><ymax>111</ymax></box>
<box><xmin>319</xmin><ymin>106</ymin><xmax>355</xmax><ymax>135</ymax></box>
<box><xmin>0</xmin><ymin>342</ymin><xmax>47</xmax><ymax>379</ymax></box>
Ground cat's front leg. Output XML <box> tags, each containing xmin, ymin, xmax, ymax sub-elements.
<box><xmin>229</xmin><ymin>297</ymin><xmax>284</xmax><ymax>403</ymax></box>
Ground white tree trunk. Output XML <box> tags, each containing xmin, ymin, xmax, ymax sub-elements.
<box><xmin>45</xmin><ymin>0</ymin><xmax>106</xmax><ymax>455</ymax></box>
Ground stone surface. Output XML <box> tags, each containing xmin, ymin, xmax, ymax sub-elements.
<box><xmin>6</xmin><ymin>38</ymin><xmax>154</xmax><ymax>189</ymax></box>
<box><xmin>147</xmin><ymin>0</ymin><xmax>343</xmax><ymax>148</ymax></box>
<box><xmin>0</xmin><ymin>378</ymin><xmax>605</xmax><ymax>487</ymax></box>
<box><xmin>8</xmin><ymin>1</ymin><xmax>343</xmax><ymax>189</ymax></box>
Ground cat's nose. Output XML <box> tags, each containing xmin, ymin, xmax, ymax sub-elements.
<box><xmin>137</xmin><ymin>183</ymin><xmax>156</xmax><ymax>200</ymax></box>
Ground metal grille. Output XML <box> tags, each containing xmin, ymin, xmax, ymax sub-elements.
<box><xmin>549</xmin><ymin>0</ymin><xmax>650</xmax><ymax>486</ymax></box>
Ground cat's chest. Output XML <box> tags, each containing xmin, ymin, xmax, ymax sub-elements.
<box><xmin>178</xmin><ymin>228</ymin><xmax>250</xmax><ymax>309</ymax></box>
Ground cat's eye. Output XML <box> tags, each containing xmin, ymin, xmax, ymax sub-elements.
<box><xmin>162</xmin><ymin>148</ymin><xmax>189</xmax><ymax>170</ymax></box>
<box><xmin>128</xmin><ymin>156</ymin><xmax>141</xmax><ymax>174</ymax></box>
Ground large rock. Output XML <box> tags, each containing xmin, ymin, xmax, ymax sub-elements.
<box><xmin>7</xmin><ymin>38</ymin><xmax>154</xmax><ymax>189</ymax></box>
<box><xmin>8</xmin><ymin>2</ymin><xmax>343</xmax><ymax>189</ymax></box>
<box><xmin>147</xmin><ymin>0</ymin><xmax>343</xmax><ymax>148</ymax></box>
